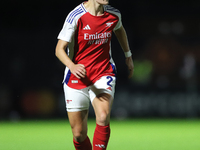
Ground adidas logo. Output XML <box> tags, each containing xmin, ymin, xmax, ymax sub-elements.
<box><xmin>83</xmin><ymin>25</ymin><xmax>91</xmax><ymax>30</ymax></box>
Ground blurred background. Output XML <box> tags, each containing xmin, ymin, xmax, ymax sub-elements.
<box><xmin>1</xmin><ymin>0</ymin><xmax>200</xmax><ymax>121</ymax></box>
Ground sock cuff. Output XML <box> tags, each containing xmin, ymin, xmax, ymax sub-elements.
<box><xmin>73</xmin><ymin>136</ymin><xmax>88</xmax><ymax>144</ymax></box>
<box><xmin>73</xmin><ymin>138</ymin><xmax>80</xmax><ymax>145</ymax></box>
<box><xmin>96</xmin><ymin>123</ymin><xmax>110</xmax><ymax>133</ymax></box>
<box><xmin>73</xmin><ymin>136</ymin><xmax>92</xmax><ymax>150</ymax></box>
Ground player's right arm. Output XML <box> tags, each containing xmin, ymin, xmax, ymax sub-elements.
<box><xmin>55</xmin><ymin>39</ymin><xmax>86</xmax><ymax>79</ymax></box>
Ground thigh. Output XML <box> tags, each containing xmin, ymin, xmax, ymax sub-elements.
<box><xmin>63</xmin><ymin>83</ymin><xmax>90</xmax><ymax>112</ymax></box>
<box><xmin>92</xmin><ymin>93</ymin><xmax>113</xmax><ymax>126</ymax></box>
<box><xmin>89</xmin><ymin>76</ymin><xmax>116</xmax><ymax>102</ymax></box>
<box><xmin>89</xmin><ymin>76</ymin><xmax>116</xmax><ymax>125</ymax></box>
<box><xmin>68</xmin><ymin>110</ymin><xmax>89</xmax><ymax>142</ymax></box>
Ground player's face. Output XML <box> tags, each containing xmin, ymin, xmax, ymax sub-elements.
<box><xmin>96</xmin><ymin>0</ymin><xmax>109</xmax><ymax>5</ymax></box>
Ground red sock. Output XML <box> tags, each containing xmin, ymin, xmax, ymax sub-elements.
<box><xmin>73</xmin><ymin>136</ymin><xmax>92</xmax><ymax>150</ymax></box>
<box><xmin>93</xmin><ymin>124</ymin><xmax>110</xmax><ymax>150</ymax></box>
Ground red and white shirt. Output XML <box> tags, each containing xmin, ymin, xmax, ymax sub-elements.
<box><xmin>58</xmin><ymin>2</ymin><xmax>122</xmax><ymax>89</ymax></box>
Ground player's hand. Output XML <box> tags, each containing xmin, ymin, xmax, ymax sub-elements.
<box><xmin>70</xmin><ymin>64</ymin><xmax>86</xmax><ymax>79</ymax></box>
<box><xmin>125</xmin><ymin>56</ymin><xmax>134</xmax><ymax>79</ymax></box>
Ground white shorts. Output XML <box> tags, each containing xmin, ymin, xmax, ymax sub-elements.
<box><xmin>63</xmin><ymin>76</ymin><xmax>116</xmax><ymax>112</ymax></box>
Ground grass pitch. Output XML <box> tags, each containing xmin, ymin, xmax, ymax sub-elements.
<box><xmin>0</xmin><ymin>119</ymin><xmax>200</xmax><ymax>150</ymax></box>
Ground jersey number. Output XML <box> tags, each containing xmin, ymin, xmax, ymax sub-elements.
<box><xmin>107</xmin><ymin>76</ymin><xmax>113</xmax><ymax>87</ymax></box>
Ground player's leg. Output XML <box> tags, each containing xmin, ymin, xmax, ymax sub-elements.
<box><xmin>92</xmin><ymin>93</ymin><xmax>113</xmax><ymax>150</ymax></box>
<box><xmin>68</xmin><ymin>110</ymin><xmax>92</xmax><ymax>150</ymax></box>
<box><xmin>63</xmin><ymin>84</ymin><xmax>92</xmax><ymax>150</ymax></box>
<box><xmin>89</xmin><ymin>76</ymin><xmax>116</xmax><ymax>150</ymax></box>
<box><xmin>92</xmin><ymin>93</ymin><xmax>113</xmax><ymax>126</ymax></box>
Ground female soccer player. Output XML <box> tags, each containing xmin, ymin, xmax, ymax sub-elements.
<box><xmin>55</xmin><ymin>0</ymin><xmax>134</xmax><ymax>149</ymax></box>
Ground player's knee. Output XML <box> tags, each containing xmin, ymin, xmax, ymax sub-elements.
<box><xmin>96</xmin><ymin>111</ymin><xmax>110</xmax><ymax>126</ymax></box>
<box><xmin>71</xmin><ymin>126</ymin><xmax>87</xmax><ymax>142</ymax></box>
<box><xmin>73</xmin><ymin>131</ymin><xmax>87</xmax><ymax>142</ymax></box>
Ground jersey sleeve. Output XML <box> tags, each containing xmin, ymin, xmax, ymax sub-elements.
<box><xmin>113</xmin><ymin>12</ymin><xmax>122</xmax><ymax>31</ymax></box>
<box><xmin>57</xmin><ymin>13</ymin><xmax>77</xmax><ymax>43</ymax></box>
<box><xmin>58</xmin><ymin>4</ymin><xmax>87</xmax><ymax>42</ymax></box>
<box><xmin>104</xmin><ymin>5</ymin><xmax>122</xmax><ymax>31</ymax></box>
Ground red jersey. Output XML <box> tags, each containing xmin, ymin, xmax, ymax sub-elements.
<box><xmin>58</xmin><ymin>3</ymin><xmax>122</xmax><ymax>89</ymax></box>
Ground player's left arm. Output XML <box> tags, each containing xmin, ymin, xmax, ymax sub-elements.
<box><xmin>114</xmin><ymin>25</ymin><xmax>134</xmax><ymax>78</ymax></box>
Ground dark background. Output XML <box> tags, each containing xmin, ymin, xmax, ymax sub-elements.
<box><xmin>1</xmin><ymin>0</ymin><xmax>200</xmax><ymax>120</ymax></box>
